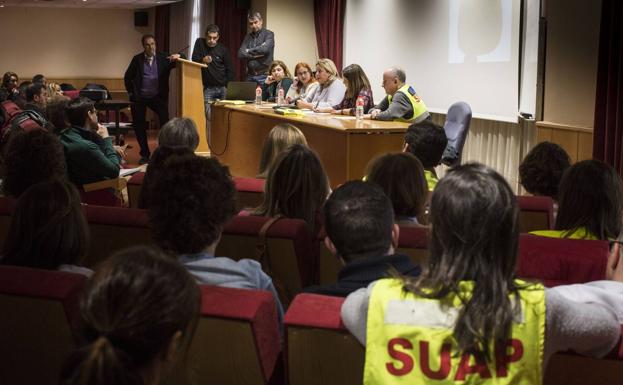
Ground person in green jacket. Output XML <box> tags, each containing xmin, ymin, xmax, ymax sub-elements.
<box><xmin>59</xmin><ymin>97</ymin><xmax>120</xmax><ymax>186</ymax></box>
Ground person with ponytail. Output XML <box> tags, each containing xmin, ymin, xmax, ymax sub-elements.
<box><xmin>60</xmin><ymin>246</ymin><xmax>200</xmax><ymax>385</ymax></box>
<box><xmin>341</xmin><ymin>163</ymin><xmax>623</xmax><ymax>384</ymax></box>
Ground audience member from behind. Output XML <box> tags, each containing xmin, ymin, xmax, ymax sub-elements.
<box><xmin>1</xmin><ymin>179</ymin><xmax>91</xmax><ymax>276</ymax></box>
<box><xmin>60</xmin><ymin>97</ymin><xmax>121</xmax><ymax>186</ymax></box>
<box><xmin>157</xmin><ymin>117</ymin><xmax>200</xmax><ymax>150</ymax></box>
<box><xmin>147</xmin><ymin>153</ymin><xmax>285</xmax><ymax>320</ymax></box>
<box><xmin>46</xmin><ymin>95</ymin><xmax>71</xmax><ymax>133</ymax></box>
<box><xmin>285</xmin><ymin>62</ymin><xmax>319</xmax><ymax>104</ymax></box>
<box><xmin>257</xmin><ymin>123</ymin><xmax>308</xmax><ymax>178</ymax></box>
<box><xmin>32</xmin><ymin>74</ymin><xmax>47</xmax><ymax>87</ymax></box>
<box><xmin>404</xmin><ymin>120</ymin><xmax>448</xmax><ymax>190</ymax></box>
<box><xmin>138</xmin><ymin>147</ymin><xmax>195</xmax><ymax>209</ymax></box>
<box><xmin>323</xmin><ymin>64</ymin><xmax>374</xmax><ymax>115</ymax></box>
<box><xmin>297</xmin><ymin>58</ymin><xmax>346</xmax><ymax>110</ymax></box>
<box><xmin>262</xmin><ymin>60</ymin><xmax>293</xmax><ymax>102</ymax></box>
<box><xmin>532</xmin><ymin>159</ymin><xmax>623</xmax><ymax>240</ymax></box>
<box><xmin>367</xmin><ymin>67</ymin><xmax>429</xmax><ymax>122</ymax></box>
<box><xmin>253</xmin><ymin>144</ymin><xmax>329</xmax><ymax>233</ymax></box>
<box><xmin>342</xmin><ymin>163</ymin><xmax>623</xmax><ymax>382</ymax></box>
<box><xmin>519</xmin><ymin>141</ymin><xmax>571</xmax><ymax>200</ymax></box>
<box><xmin>60</xmin><ymin>247</ymin><xmax>200</xmax><ymax>385</ymax></box>
<box><xmin>367</xmin><ymin>152</ymin><xmax>428</xmax><ymax>226</ymax></box>
<box><xmin>14</xmin><ymin>80</ymin><xmax>31</xmax><ymax>108</ymax></box>
<box><xmin>2</xmin><ymin>129</ymin><xmax>66</xmax><ymax>198</ymax></box>
<box><xmin>24</xmin><ymin>82</ymin><xmax>48</xmax><ymax>116</ymax></box>
<box><xmin>305</xmin><ymin>181</ymin><xmax>420</xmax><ymax>297</ymax></box>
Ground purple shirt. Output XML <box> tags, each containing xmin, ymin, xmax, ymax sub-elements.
<box><xmin>140</xmin><ymin>55</ymin><xmax>159</xmax><ymax>98</ymax></box>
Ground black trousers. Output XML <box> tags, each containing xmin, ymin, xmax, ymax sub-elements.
<box><xmin>130</xmin><ymin>96</ymin><xmax>169</xmax><ymax>158</ymax></box>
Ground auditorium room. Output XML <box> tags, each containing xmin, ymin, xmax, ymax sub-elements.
<box><xmin>0</xmin><ymin>0</ymin><xmax>622</xmax><ymax>384</ymax></box>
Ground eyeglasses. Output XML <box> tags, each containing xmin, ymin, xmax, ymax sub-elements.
<box><xmin>296</xmin><ymin>71</ymin><xmax>309</xmax><ymax>76</ymax></box>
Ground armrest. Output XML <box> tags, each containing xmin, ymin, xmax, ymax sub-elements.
<box><xmin>82</xmin><ymin>177</ymin><xmax>127</xmax><ymax>192</ymax></box>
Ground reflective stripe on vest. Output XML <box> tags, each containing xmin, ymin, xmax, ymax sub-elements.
<box><xmin>387</xmin><ymin>84</ymin><xmax>428</xmax><ymax>122</ymax></box>
<box><xmin>364</xmin><ymin>278</ymin><xmax>545</xmax><ymax>385</ymax></box>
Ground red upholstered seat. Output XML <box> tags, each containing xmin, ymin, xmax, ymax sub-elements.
<box><xmin>517</xmin><ymin>195</ymin><xmax>555</xmax><ymax>232</ymax></box>
<box><xmin>79</xmin><ymin>189</ymin><xmax>122</xmax><ymax>207</ymax></box>
<box><xmin>217</xmin><ymin>215</ymin><xmax>317</xmax><ymax>305</ymax></box>
<box><xmin>127</xmin><ymin>171</ymin><xmax>146</xmax><ymax>208</ymax></box>
<box><xmin>285</xmin><ymin>294</ymin><xmax>364</xmax><ymax>385</ymax></box>
<box><xmin>82</xmin><ymin>205</ymin><xmax>152</xmax><ymax>267</ymax></box>
<box><xmin>233</xmin><ymin>177</ymin><xmax>265</xmax><ymax>211</ymax></box>
<box><xmin>517</xmin><ymin>234</ymin><xmax>608</xmax><ymax>287</ymax></box>
<box><xmin>0</xmin><ymin>266</ymin><xmax>86</xmax><ymax>385</ymax></box>
<box><xmin>62</xmin><ymin>90</ymin><xmax>80</xmax><ymax>99</ymax></box>
<box><xmin>165</xmin><ymin>285</ymin><xmax>281</xmax><ymax>385</ymax></box>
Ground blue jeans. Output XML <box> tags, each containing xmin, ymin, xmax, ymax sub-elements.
<box><xmin>203</xmin><ymin>86</ymin><xmax>227</xmax><ymax>123</ymax></box>
<box><xmin>246</xmin><ymin>74</ymin><xmax>267</xmax><ymax>86</ymax></box>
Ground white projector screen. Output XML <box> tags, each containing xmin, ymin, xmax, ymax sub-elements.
<box><xmin>343</xmin><ymin>0</ymin><xmax>521</xmax><ymax>122</ymax></box>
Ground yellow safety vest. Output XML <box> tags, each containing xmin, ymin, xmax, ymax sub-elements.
<box><xmin>364</xmin><ymin>278</ymin><xmax>545</xmax><ymax>385</ymax></box>
<box><xmin>387</xmin><ymin>84</ymin><xmax>428</xmax><ymax>122</ymax></box>
<box><xmin>424</xmin><ymin>170</ymin><xmax>438</xmax><ymax>191</ymax></box>
<box><xmin>530</xmin><ymin>227</ymin><xmax>599</xmax><ymax>240</ymax></box>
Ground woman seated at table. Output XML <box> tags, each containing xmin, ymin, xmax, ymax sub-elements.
<box><xmin>285</xmin><ymin>62</ymin><xmax>319</xmax><ymax>104</ymax></box>
<box><xmin>262</xmin><ymin>60</ymin><xmax>293</xmax><ymax>103</ymax></box>
<box><xmin>296</xmin><ymin>58</ymin><xmax>346</xmax><ymax>110</ymax></box>
<box><xmin>317</xmin><ymin>64</ymin><xmax>374</xmax><ymax>115</ymax></box>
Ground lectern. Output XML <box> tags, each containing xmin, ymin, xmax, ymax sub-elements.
<box><xmin>176</xmin><ymin>58</ymin><xmax>209</xmax><ymax>155</ymax></box>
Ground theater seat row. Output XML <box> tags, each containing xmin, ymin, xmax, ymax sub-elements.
<box><xmin>0</xmin><ymin>266</ymin><xmax>621</xmax><ymax>385</ymax></box>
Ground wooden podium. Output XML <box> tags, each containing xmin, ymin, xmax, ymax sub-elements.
<box><xmin>176</xmin><ymin>58</ymin><xmax>209</xmax><ymax>155</ymax></box>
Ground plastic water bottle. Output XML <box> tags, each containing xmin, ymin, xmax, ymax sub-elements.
<box><xmin>255</xmin><ymin>85</ymin><xmax>262</xmax><ymax>107</ymax></box>
<box><xmin>355</xmin><ymin>97</ymin><xmax>364</xmax><ymax>120</ymax></box>
<box><xmin>277</xmin><ymin>86</ymin><xmax>285</xmax><ymax>105</ymax></box>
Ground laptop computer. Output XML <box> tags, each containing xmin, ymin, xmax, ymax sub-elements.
<box><xmin>225</xmin><ymin>81</ymin><xmax>257</xmax><ymax>102</ymax></box>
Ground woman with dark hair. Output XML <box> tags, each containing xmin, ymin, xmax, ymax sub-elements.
<box><xmin>532</xmin><ymin>159</ymin><xmax>623</xmax><ymax>240</ymax></box>
<box><xmin>1</xmin><ymin>71</ymin><xmax>18</xmax><ymax>95</ymax></box>
<box><xmin>2</xmin><ymin>129</ymin><xmax>67</xmax><ymax>198</ymax></box>
<box><xmin>342</xmin><ymin>163</ymin><xmax>622</xmax><ymax>383</ymax></box>
<box><xmin>519</xmin><ymin>141</ymin><xmax>571</xmax><ymax>200</ymax></box>
<box><xmin>262</xmin><ymin>60</ymin><xmax>293</xmax><ymax>102</ymax></box>
<box><xmin>253</xmin><ymin>144</ymin><xmax>330</xmax><ymax>233</ymax></box>
<box><xmin>319</xmin><ymin>63</ymin><xmax>374</xmax><ymax>115</ymax></box>
<box><xmin>157</xmin><ymin>117</ymin><xmax>200</xmax><ymax>150</ymax></box>
<box><xmin>257</xmin><ymin>123</ymin><xmax>308</xmax><ymax>178</ymax></box>
<box><xmin>46</xmin><ymin>95</ymin><xmax>71</xmax><ymax>133</ymax></box>
<box><xmin>366</xmin><ymin>152</ymin><xmax>428</xmax><ymax>226</ymax></box>
<box><xmin>60</xmin><ymin>246</ymin><xmax>200</xmax><ymax>385</ymax></box>
<box><xmin>1</xmin><ymin>178</ymin><xmax>90</xmax><ymax>275</ymax></box>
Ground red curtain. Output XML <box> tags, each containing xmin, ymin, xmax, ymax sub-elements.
<box><xmin>314</xmin><ymin>0</ymin><xmax>346</xmax><ymax>71</ymax></box>
<box><xmin>593</xmin><ymin>0</ymin><xmax>623</xmax><ymax>175</ymax></box>
<box><xmin>155</xmin><ymin>5</ymin><xmax>170</xmax><ymax>53</ymax></box>
<box><xmin>215</xmin><ymin>0</ymin><xmax>249</xmax><ymax>81</ymax></box>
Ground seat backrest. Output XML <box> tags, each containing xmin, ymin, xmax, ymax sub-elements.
<box><xmin>518</xmin><ymin>234</ymin><xmax>608</xmax><ymax>286</ymax></box>
<box><xmin>233</xmin><ymin>177</ymin><xmax>265</xmax><ymax>211</ymax></box>
<box><xmin>285</xmin><ymin>294</ymin><xmax>364</xmax><ymax>385</ymax></box>
<box><xmin>163</xmin><ymin>285</ymin><xmax>281</xmax><ymax>385</ymax></box>
<box><xmin>217</xmin><ymin>215</ymin><xmax>318</xmax><ymax>305</ymax></box>
<box><xmin>442</xmin><ymin>101</ymin><xmax>472</xmax><ymax>167</ymax></box>
<box><xmin>0</xmin><ymin>196</ymin><xmax>16</xmax><ymax>251</ymax></box>
<box><xmin>0</xmin><ymin>266</ymin><xmax>86</xmax><ymax>385</ymax></box>
<box><xmin>517</xmin><ymin>195</ymin><xmax>555</xmax><ymax>232</ymax></box>
<box><xmin>127</xmin><ymin>171</ymin><xmax>145</xmax><ymax>208</ymax></box>
<box><xmin>83</xmin><ymin>205</ymin><xmax>152</xmax><ymax>267</ymax></box>
<box><xmin>317</xmin><ymin>225</ymin><xmax>430</xmax><ymax>285</ymax></box>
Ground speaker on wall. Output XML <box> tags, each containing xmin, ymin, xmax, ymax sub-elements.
<box><xmin>134</xmin><ymin>11</ymin><xmax>148</xmax><ymax>27</ymax></box>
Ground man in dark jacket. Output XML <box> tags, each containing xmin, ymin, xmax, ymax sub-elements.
<box><xmin>304</xmin><ymin>181</ymin><xmax>421</xmax><ymax>297</ymax></box>
<box><xmin>192</xmin><ymin>24</ymin><xmax>234</xmax><ymax>122</ymax></box>
<box><xmin>238</xmin><ymin>11</ymin><xmax>274</xmax><ymax>84</ymax></box>
<box><xmin>124</xmin><ymin>34</ymin><xmax>183</xmax><ymax>164</ymax></box>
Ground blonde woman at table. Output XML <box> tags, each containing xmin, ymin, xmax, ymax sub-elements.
<box><xmin>285</xmin><ymin>62</ymin><xmax>319</xmax><ymax>104</ymax></box>
<box><xmin>296</xmin><ymin>58</ymin><xmax>346</xmax><ymax>111</ymax></box>
<box><xmin>317</xmin><ymin>63</ymin><xmax>374</xmax><ymax>115</ymax></box>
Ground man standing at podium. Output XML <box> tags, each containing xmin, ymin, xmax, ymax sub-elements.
<box><xmin>124</xmin><ymin>34</ymin><xmax>183</xmax><ymax>164</ymax></box>
<box><xmin>238</xmin><ymin>11</ymin><xmax>274</xmax><ymax>84</ymax></box>
<box><xmin>192</xmin><ymin>24</ymin><xmax>234</xmax><ymax>123</ymax></box>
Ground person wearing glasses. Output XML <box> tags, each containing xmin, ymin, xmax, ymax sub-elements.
<box><xmin>285</xmin><ymin>62</ymin><xmax>319</xmax><ymax>104</ymax></box>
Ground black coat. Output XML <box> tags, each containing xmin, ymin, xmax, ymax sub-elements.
<box><xmin>123</xmin><ymin>51</ymin><xmax>184</xmax><ymax>101</ymax></box>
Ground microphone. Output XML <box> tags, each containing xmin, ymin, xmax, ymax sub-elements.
<box><xmin>175</xmin><ymin>45</ymin><xmax>190</xmax><ymax>54</ymax></box>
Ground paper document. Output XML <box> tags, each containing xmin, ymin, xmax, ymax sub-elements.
<box><xmin>119</xmin><ymin>167</ymin><xmax>142</xmax><ymax>177</ymax></box>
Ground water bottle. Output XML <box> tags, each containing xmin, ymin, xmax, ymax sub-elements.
<box><xmin>277</xmin><ymin>86</ymin><xmax>285</xmax><ymax>105</ymax></box>
<box><xmin>355</xmin><ymin>97</ymin><xmax>364</xmax><ymax>120</ymax></box>
<box><xmin>255</xmin><ymin>85</ymin><xmax>262</xmax><ymax>107</ymax></box>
